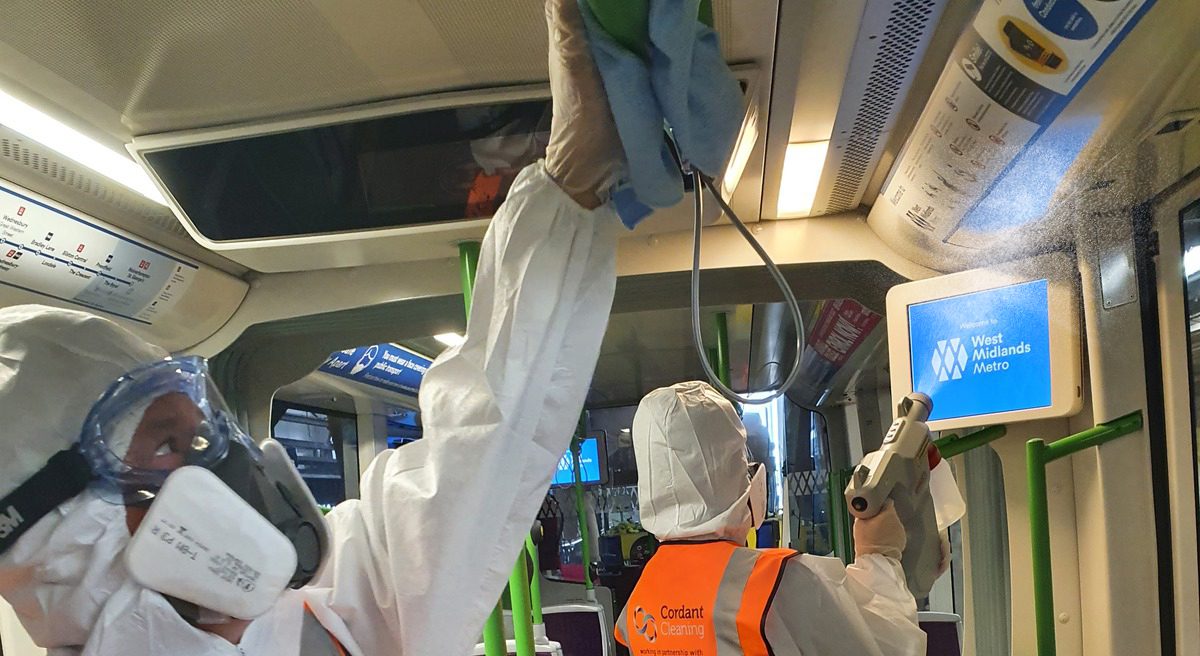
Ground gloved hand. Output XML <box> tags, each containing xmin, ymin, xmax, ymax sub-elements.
<box><xmin>544</xmin><ymin>0</ymin><xmax>624</xmax><ymax>209</ymax></box>
<box><xmin>853</xmin><ymin>500</ymin><xmax>907</xmax><ymax>561</ymax></box>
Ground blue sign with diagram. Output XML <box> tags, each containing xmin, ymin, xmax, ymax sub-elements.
<box><xmin>319</xmin><ymin>344</ymin><xmax>432</xmax><ymax>397</ymax></box>
<box><xmin>908</xmin><ymin>279</ymin><xmax>1052</xmax><ymax>422</ymax></box>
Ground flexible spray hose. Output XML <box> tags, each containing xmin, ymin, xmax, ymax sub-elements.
<box><xmin>688</xmin><ymin>168</ymin><xmax>807</xmax><ymax>405</ymax></box>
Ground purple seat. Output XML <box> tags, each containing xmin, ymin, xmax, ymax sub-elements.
<box><xmin>918</xmin><ymin>612</ymin><xmax>962</xmax><ymax>656</ymax></box>
<box><xmin>543</xmin><ymin>603</ymin><xmax>609</xmax><ymax>656</ymax></box>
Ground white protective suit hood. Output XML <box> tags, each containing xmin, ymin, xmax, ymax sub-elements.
<box><xmin>632</xmin><ymin>381</ymin><xmax>757</xmax><ymax>542</ymax></box>
<box><xmin>0</xmin><ymin>305</ymin><xmax>166</xmax><ymax>647</ymax></box>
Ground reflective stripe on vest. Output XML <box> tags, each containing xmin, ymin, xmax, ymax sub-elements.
<box><xmin>614</xmin><ymin>541</ymin><xmax>796</xmax><ymax>656</ymax></box>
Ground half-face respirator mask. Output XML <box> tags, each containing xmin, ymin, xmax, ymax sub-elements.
<box><xmin>0</xmin><ymin>356</ymin><xmax>330</xmax><ymax>621</ymax></box>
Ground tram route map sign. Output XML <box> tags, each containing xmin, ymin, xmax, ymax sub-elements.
<box><xmin>0</xmin><ymin>181</ymin><xmax>197</xmax><ymax>325</ymax></box>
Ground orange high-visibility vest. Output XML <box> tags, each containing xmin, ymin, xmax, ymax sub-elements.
<box><xmin>615</xmin><ymin>541</ymin><xmax>796</xmax><ymax>656</ymax></box>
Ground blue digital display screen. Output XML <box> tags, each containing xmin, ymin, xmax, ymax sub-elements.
<box><xmin>552</xmin><ymin>436</ymin><xmax>602</xmax><ymax>486</ymax></box>
<box><xmin>908</xmin><ymin>279</ymin><xmax>1052</xmax><ymax>422</ymax></box>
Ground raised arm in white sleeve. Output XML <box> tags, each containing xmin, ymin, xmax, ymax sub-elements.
<box><xmin>311</xmin><ymin>163</ymin><xmax>618</xmax><ymax>655</ymax></box>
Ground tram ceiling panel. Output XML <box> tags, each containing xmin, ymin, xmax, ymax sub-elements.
<box><xmin>0</xmin><ymin>0</ymin><xmax>765</xmax><ymax>138</ymax></box>
<box><xmin>762</xmin><ymin>0</ymin><xmax>955</xmax><ymax>221</ymax></box>
<box><xmin>865</xmin><ymin>0</ymin><xmax>1200</xmax><ymax>272</ymax></box>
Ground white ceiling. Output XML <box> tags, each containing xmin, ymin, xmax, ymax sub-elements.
<box><xmin>0</xmin><ymin>0</ymin><xmax>771</xmax><ymax>142</ymax></box>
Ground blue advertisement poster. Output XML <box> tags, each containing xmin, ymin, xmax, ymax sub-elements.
<box><xmin>319</xmin><ymin>344</ymin><xmax>431</xmax><ymax>397</ymax></box>
<box><xmin>908</xmin><ymin>279</ymin><xmax>1051</xmax><ymax>421</ymax></box>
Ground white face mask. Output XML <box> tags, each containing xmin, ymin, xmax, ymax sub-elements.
<box><xmin>748</xmin><ymin>462</ymin><xmax>767</xmax><ymax>530</ymax></box>
<box><xmin>125</xmin><ymin>466</ymin><xmax>298</xmax><ymax>620</ymax></box>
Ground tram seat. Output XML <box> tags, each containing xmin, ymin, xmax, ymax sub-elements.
<box><xmin>918</xmin><ymin>612</ymin><xmax>962</xmax><ymax>656</ymax></box>
<box><xmin>543</xmin><ymin>603</ymin><xmax>610</xmax><ymax>656</ymax></box>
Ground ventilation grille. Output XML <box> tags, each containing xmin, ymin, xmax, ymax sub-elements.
<box><xmin>821</xmin><ymin>0</ymin><xmax>944</xmax><ymax>214</ymax></box>
<box><xmin>0</xmin><ymin>136</ymin><xmax>186</xmax><ymax>236</ymax></box>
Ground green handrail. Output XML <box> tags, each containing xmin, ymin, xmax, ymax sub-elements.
<box><xmin>713</xmin><ymin>312</ymin><xmax>731</xmax><ymax>389</ymax></box>
<box><xmin>462</xmin><ymin>241</ymin><xmax>536</xmax><ymax>656</ymax></box>
<box><xmin>508</xmin><ymin>550</ymin><xmax>536</xmax><ymax>656</ymax></box>
<box><xmin>1025</xmin><ymin>411</ymin><xmax>1143</xmax><ymax>656</ymax></box>
<box><xmin>459</xmin><ymin>242</ymin><xmax>481</xmax><ymax>317</ymax></box>
<box><xmin>584</xmin><ymin>0</ymin><xmax>714</xmax><ymax>59</ymax></box>
<box><xmin>526</xmin><ymin>534</ymin><xmax>544</xmax><ymax>626</ymax></box>
<box><xmin>572</xmin><ymin>429</ymin><xmax>595</xmax><ymax>594</ymax></box>
<box><xmin>934</xmin><ymin>424</ymin><xmax>1008</xmax><ymax>460</ymax></box>
<box><xmin>827</xmin><ymin>467</ymin><xmax>855</xmax><ymax>564</ymax></box>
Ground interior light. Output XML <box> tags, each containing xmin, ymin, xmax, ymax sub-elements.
<box><xmin>721</xmin><ymin>102</ymin><xmax>760</xmax><ymax>198</ymax></box>
<box><xmin>0</xmin><ymin>88</ymin><xmax>166</xmax><ymax>205</ymax></box>
<box><xmin>434</xmin><ymin>332</ymin><xmax>465</xmax><ymax>347</ymax></box>
<box><xmin>776</xmin><ymin>141</ymin><xmax>829</xmax><ymax>218</ymax></box>
<box><xmin>1185</xmin><ymin>246</ymin><xmax>1200</xmax><ymax>278</ymax></box>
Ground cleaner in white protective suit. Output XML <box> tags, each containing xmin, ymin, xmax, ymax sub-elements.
<box><xmin>0</xmin><ymin>0</ymin><xmax>623</xmax><ymax>653</ymax></box>
<box><xmin>615</xmin><ymin>382</ymin><xmax>933</xmax><ymax>656</ymax></box>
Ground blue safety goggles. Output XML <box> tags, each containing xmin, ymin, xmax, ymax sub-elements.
<box><xmin>78</xmin><ymin>355</ymin><xmax>260</xmax><ymax>505</ymax></box>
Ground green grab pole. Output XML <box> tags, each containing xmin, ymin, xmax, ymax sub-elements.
<box><xmin>483</xmin><ymin>609</ymin><xmax>506</xmax><ymax>656</ymax></box>
<box><xmin>459</xmin><ymin>241</ymin><xmax>481</xmax><ymax>317</ymax></box>
<box><xmin>823</xmin><ymin>470</ymin><xmax>835</xmax><ymax>556</ymax></box>
<box><xmin>1026</xmin><ymin>438</ymin><xmax>1055</xmax><ymax>656</ymax></box>
<box><xmin>572</xmin><ymin>434</ymin><xmax>595</xmax><ymax>592</ymax></box>
<box><xmin>461</xmin><ymin>240</ymin><xmax>522</xmax><ymax>656</ymax></box>
<box><xmin>527</xmin><ymin>535</ymin><xmax>544</xmax><ymax>626</ymax></box>
<box><xmin>713</xmin><ymin>312</ymin><xmax>731</xmax><ymax>389</ymax></box>
<box><xmin>826</xmin><ymin>467</ymin><xmax>854</xmax><ymax>565</ymax></box>
<box><xmin>1043</xmin><ymin>412</ymin><xmax>1143</xmax><ymax>461</ymax></box>
<box><xmin>934</xmin><ymin>425</ymin><xmax>1008</xmax><ymax>459</ymax></box>
<box><xmin>508</xmin><ymin>551</ymin><xmax>536</xmax><ymax>656</ymax></box>
<box><xmin>1024</xmin><ymin>411</ymin><xmax>1143</xmax><ymax>656</ymax></box>
<box><xmin>585</xmin><ymin>0</ymin><xmax>713</xmax><ymax>59</ymax></box>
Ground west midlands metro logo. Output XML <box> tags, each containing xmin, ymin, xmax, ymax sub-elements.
<box><xmin>931</xmin><ymin>338</ymin><xmax>970</xmax><ymax>382</ymax></box>
<box><xmin>633</xmin><ymin>606</ymin><xmax>657</xmax><ymax>643</ymax></box>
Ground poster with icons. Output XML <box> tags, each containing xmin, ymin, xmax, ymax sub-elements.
<box><xmin>0</xmin><ymin>181</ymin><xmax>197</xmax><ymax>325</ymax></box>
<box><xmin>874</xmin><ymin>0</ymin><xmax>1155</xmax><ymax>244</ymax></box>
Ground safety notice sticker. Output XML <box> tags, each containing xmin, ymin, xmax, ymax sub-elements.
<box><xmin>875</xmin><ymin>0</ymin><xmax>1155</xmax><ymax>244</ymax></box>
<box><xmin>0</xmin><ymin>182</ymin><xmax>197</xmax><ymax>325</ymax></box>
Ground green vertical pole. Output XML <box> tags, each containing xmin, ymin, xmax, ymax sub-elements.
<box><xmin>463</xmin><ymin>241</ymin><xmax>512</xmax><ymax>656</ymax></box>
<box><xmin>482</xmin><ymin>610</ymin><xmax>507</xmax><ymax>656</ymax></box>
<box><xmin>459</xmin><ymin>242</ymin><xmax>481</xmax><ymax>317</ymax></box>
<box><xmin>829</xmin><ymin>468</ymin><xmax>854</xmax><ymax>565</ymax></box>
<box><xmin>824</xmin><ymin>470</ymin><xmax>840</xmax><ymax>560</ymax></box>
<box><xmin>1026</xmin><ymin>439</ymin><xmax>1056</xmax><ymax>656</ymax></box>
<box><xmin>713</xmin><ymin>312</ymin><xmax>731</xmax><ymax>388</ymax></box>
<box><xmin>526</xmin><ymin>535</ymin><xmax>544</xmax><ymax>626</ymax></box>
<box><xmin>508</xmin><ymin>552</ymin><xmax>536</xmax><ymax>656</ymax></box>
<box><xmin>572</xmin><ymin>433</ymin><xmax>595</xmax><ymax>594</ymax></box>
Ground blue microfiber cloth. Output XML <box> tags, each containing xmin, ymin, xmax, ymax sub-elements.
<box><xmin>578</xmin><ymin>0</ymin><xmax>743</xmax><ymax>229</ymax></box>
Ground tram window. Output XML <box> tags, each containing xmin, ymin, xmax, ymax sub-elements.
<box><xmin>1180</xmin><ymin>199</ymin><xmax>1200</xmax><ymax>517</ymax></box>
<box><xmin>785</xmin><ymin>405</ymin><xmax>834</xmax><ymax>555</ymax></box>
<box><xmin>387</xmin><ymin>407</ymin><xmax>422</xmax><ymax>449</ymax></box>
<box><xmin>271</xmin><ymin>402</ymin><xmax>356</xmax><ymax>508</ymax></box>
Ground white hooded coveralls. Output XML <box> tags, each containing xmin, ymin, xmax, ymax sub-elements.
<box><xmin>631</xmin><ymin>382</ymin><xmax>928</xmax><ymax>656</ymax></box>
<box><xmin>0</xmin><ymin>162</ymin><xmax>619</xmax><ymax>655</ymax></box>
